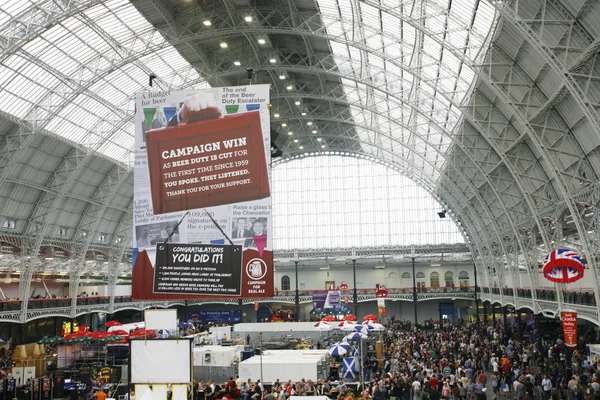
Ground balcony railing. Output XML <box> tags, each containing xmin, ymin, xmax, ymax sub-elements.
<box><xmin>76</xmin><ymin>296</ymin><xmax>110</xmax><ymax>306</ymax></box>
<box><xmin>1</xmin><ymin>285</ymin><xmax>598</xmax><ymax>318</ymax></box>
<box><xmin>28</xmin><ymin>298</ymin><xmax>71</xmax><ymax>309</ymax></box>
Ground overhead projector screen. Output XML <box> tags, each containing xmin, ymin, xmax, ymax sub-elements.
<box><xmin>131</xmin><ymin>339</ymin><xmax>191</xmax><ymax>383</ymax></box>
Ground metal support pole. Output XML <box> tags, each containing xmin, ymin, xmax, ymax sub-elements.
<box><xmin>352</xmin><ymin>259</ymin><xmax>358</xmax><ymax>316</ymax></box>
<box><xmin>473</xmin><ymin>263</ymin><xmax>480</xmax><ymax>322</ymax></box>
<box><xmin>294</xmin><ymin>260</ymin><xmax>300</xmax><ymax>321</ymax></box>
<box><xmin>259</xmin><ymin>332</ymin><xmax>263</xmax><ymax>382</ymax></box>
<box><xmin>503</xmin><ymin>306</ymin><xmax>508</xmax><ymax>341</ymax></box>
<box><xmin>359</xmin><ymin>338</ymin><xmax>363</xmax><ymax>386</ymax></box>
<box><xmin>412</xmin><ymin>257</ymin><xmax>417</xmax><ymax>324</ymax></box>
<box><xmin>483</xmin><ymin>303</ymin><xmax>488</xmax><ymax>324</ymax></box>
<box><xmin>492</xmin><ymin>305</ymin><xmax>496</xmax><ymax>327</ymax></box>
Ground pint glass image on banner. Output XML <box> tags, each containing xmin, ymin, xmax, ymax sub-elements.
<box><xmin>145</xmin><ymin>111</ymin><xmax>270</xmax><ymax>215</ymax></box>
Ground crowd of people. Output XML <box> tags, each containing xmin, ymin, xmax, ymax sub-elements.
<box><xmin>189</xmin><ymin>317</ymin><xmax>600</xmax><ymax>400</ymax></box>
<box><xmin>373</xmin><ymin>318</ymin><xmax>599</xmax><ymax>400</ymax></box>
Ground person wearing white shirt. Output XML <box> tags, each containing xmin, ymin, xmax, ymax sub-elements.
<box><xmin>542</xmin><ymin>375</ymin><xmax>552</xmax><ymax>400</ymax></box>
<box><xmin>411</xmin><ymin>380</ymin><xmax>421</xmax><ymax>400</ymax></box>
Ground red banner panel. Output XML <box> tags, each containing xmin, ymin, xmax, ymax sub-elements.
<box><xmin>145</xmin><ymin>111</ymin><xmax>269</xmax><ymax>215</ymax></box>
<box><xmin>561</xmin><ymin>311</ymin><xmax>577</xmax><ymax>347</ymax></box>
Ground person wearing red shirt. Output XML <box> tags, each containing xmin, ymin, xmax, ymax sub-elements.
<box><xmin>477</xmin><ymin>372</ymin><xmax>487</xmax><ymax>386</ymax></box>
<box><xmin>430</xmin><ymin>376</ymin><xmax>438</xmax><ymax>390</ymax></box>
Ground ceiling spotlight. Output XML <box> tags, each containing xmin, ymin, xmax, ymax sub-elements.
<box><xmin>281</xmin><ymin>123</ymin><xmax>287</xmax><ymax>127</ymax></box>
<box><xmin>321</xmin><ymin>145</ymin><xmax>326</xmax><ymax>148</ymax></box>
<box><xmin>301</xmin><ymin>112</ymin><xmax>306</xmax><ymax>116</ymax></box>
<box><xmin>269</xmin><ymin>58</ymin><xmax>276</xmax><ymax>63</ymax></box>
<box><xmin>258</xmin><ymin>38</ymin><xmax>266</xmax><ymax>45</ymax></box>
<box><xmin>317</xmin><ymin>138</ymin><xmax>322</xmax><ymax>142</ymax></box>
<box><xmin>437</xmin><ymin>209</ymin><xmax>447</xmax><ymax>218</ymax></box>
<box><xmin>234</xmin><ymin>61</ymin><xmax>241</xmax><ymax>66</ymax></box>
<box><xmin>294</xmin><ymin>100</ymin><xmax>301</xmax><ymax>105</ymax></box>
<box><xmin>220</xmin><ymin>42</ymin><xmax>228</xmax><ymax>48</ymax></box>
<box><xmin>293</xmin><ymin>139</ymin><xmax>298</xmax><ymax>143</ymax></box>
<box><xmin>307</xmin><ymin>121</ymin><xmax>312</xmax><ymax>125</ymax></box>
<box><xmin>286</xmin><ymin>85</ymin><xmax>293</xmax><ymax>90</ymax></box>
<box><xmin>288</xmin><ymin>131</ymin><xmax>293</xmax><ymax>135</ymax></box>
<box><xmin>312</xmin><ymin>130</ymin><xmax>317</xmax><ymax>134</ymax></box>
<box><xmin>279</xmin><ymin>74</ymin><xmax>286</xmax><ymax>80</ymax></box>
<box><xmin>244</xmin><ymin>16</ymin><xmax>253</xmax><ymax>22</ymax></box>
<box><xmin>203</xmin><ymin>20</ymin><xmax>212</xmax><ymax>26</ymax></box>
<box><xmin>274</xmin><ymin>113</ymin><xmax>280</xmax><ymax>118</ymax></box>
<box><xmin>299</xmin><ymin>146</ymin><xmax>304</xmax><ymax>149</ymax></box>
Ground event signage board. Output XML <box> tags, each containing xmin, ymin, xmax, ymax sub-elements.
<box><xmin>132</xmin><ymin>85</ymin><xmax>273</xmax><ymax>300</ymax></box>
<box><xmin>188</xmin><ymin>310</ymin><xmax>241</xmax><ymax>323</ymax></box>
<box><xmin>154</xmin><ymin>243</ymin><xmax>242</xmax><ymax>295</ymax></box>
<box><xmin>561</xmin><ymin>311</ymin><xmax>577</xmax><ymax>347</ymax></box>
<box><xmin>312</xmin><ymin>290</ymin><xmax>341</xmax><ymax>308</ymax></box>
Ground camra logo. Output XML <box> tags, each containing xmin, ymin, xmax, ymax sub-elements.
<box><xmin>246</xmin><ymin>258</ymin><xmax>267</xmax><ymax>280</ymax></box>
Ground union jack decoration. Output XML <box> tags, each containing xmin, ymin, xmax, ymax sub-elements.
<box><xmin>543</xmin><ymin>248</ymin><xmax>585</xmax><ymax>284</ymax></box>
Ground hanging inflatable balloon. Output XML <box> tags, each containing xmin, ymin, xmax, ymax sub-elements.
<box><xmin>542</xmin><ymin>248</ymin><xmax>584</xmax><ymax>284</ymax></box>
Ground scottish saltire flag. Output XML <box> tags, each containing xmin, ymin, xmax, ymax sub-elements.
<box><xmin>543</xmin><ymin>248</ymin><xmax>584</xmax><ymax>284</ymax></box>
<box><xmin>342</xmin><ymin>357</ymin><xmax>356</xmax><ymax>379</ymax></box>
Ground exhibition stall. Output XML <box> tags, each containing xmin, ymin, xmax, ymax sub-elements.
<box><xmin>238</xmin><ymin>349</ymin><xmax>330</xmax><ymax>383</ymax></box>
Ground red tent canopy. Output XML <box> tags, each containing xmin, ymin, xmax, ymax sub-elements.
<box><xmin>362</xmin><ymin>314</ymin><xmax>378</xmax><ymax>321</ymax></box>
<box><xmin>110</xmin><ymin>330</ymin><xmax>129</xmax><ymax>336</ymax></box>
<box><xmin>130</xmin><ymin>329</ymin><xmax>157</xmax><ymax>339</ymax></box>
<box><xmin>342</xmin><ymin>314</ymin><xmax>357</xmax><ymax>321</ymax></box>
<box><xmin>321</xmin><ymin>316</ymin><xmax>337</xmax><ymax>322</ymax></box>
<box><xmin>104</xmin><ymin>321</ymin><xmax>122</xmax><ymax>327</ymax></box>
<box><xmin>64</xmin><ymin>331</ymin><xmax>91</xmax><ymax>340</ymax></box>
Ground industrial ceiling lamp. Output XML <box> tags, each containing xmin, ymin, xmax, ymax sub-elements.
<box><xmin>437</xmin><ymin>209</ymin><xmax>447</xmax><ymax>218</ymax></box>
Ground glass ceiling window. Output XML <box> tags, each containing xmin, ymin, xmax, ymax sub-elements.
<box><xmin>272</xmin><ymin>155</ymin><xmax>465</xmax><ymax>250</ymax></box>
<box><xmin>316</xmin><ymin>0</ymin><xmax>497</xmax><ymax>181</ymax></box>
<box><xmin>0</xmin><ymin>0</ymin><xmax>207</xmax><ymax>164</ymax></box>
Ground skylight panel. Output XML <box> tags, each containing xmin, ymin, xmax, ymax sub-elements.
<box><xmin>316</xmin><ymin>0</ymin><xmax>339</xmax><ymax>14</ymax></box>
<box><xmin>0</xmin><ymin>91</ymin><xmax>28</xmax><ymax>118</ymax></box>
<box><xmin>422</xmin><ymin>36</ymin><xmax>443</xmax><ymax>59</ymax></box>
<box><xmin>360</xmin><ymin>2</ymin><xmax>380</xmax><ymax>26</ymax></box>
<box><xmin>365</xmin><ymin>32</ymin><xmax>382</xmax><ymax>52</ymax></box>
<box><xmin>0</xmin><ymin>1</ymin><xmax>31</xmax><ymax>24</ymax></box>
<box><xmin>369</xmin><ymin>54</ymin><xmax>385</xmax><ymax>69</ymax></box>
<box><xmin>426</xmin><ymin>13</ymin><xmax>446</xmax><ymax>35</ymax></box>
<box><xmin>98</xmin><ymin>138</ymin><xmax>133</xmax><ymax>163</ymax></box>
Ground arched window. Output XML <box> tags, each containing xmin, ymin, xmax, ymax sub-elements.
<box><xmin>387</xmin><ymin>272</ymin><xmax>397</xmax><ymax>280</ymax></box>
<box><xmin>416</xmin><ymin>272</ymin><xmax>425</xmax><ymax>279</ymax></box>
<box><xmin>281</xmin><ymin>275</ymin><xmax>290</xmax><ymax>291</ymax></box>
<box><xmin>272</xmin><ymin>156</ymin><xmax>465</xmax><ymax>249</ymax></box>
<box><xmin>430</xmin><ymin>272</ymin><xmax>440</xmax><ymax>288</ymax></box>
<box><xmin>402</xmin><ymin>272</ymin><xmax>411</xmax><ymax>279</ymax></box>
<box><xmin>444</xmin><ymin>271</ymin><xmax>454</xmax><ymax>287</ymax></box>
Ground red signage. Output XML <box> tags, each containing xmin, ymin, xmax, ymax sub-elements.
<box><xmin>145</xmin><ymin>111</ymin><xmax>270</xmax><ymax>215</ymax></box>
<box><xmin>561</xmin><ymin>311</ymin><xmax>578</xmax><ymax>347</ymax></box>
<box><xmin>340</xmin><ymin>281</ymin><xmax>348</xmax><ymax>290</ymax></box>
<box><xmin>376</xmin><ymin>285</ymin><xmax>389</xmax><ymax>298</ymax></box>
<box><xmin>132</xmin><ymin>248</ymin><xmax>274</xmax><ymax>300</ymax></box>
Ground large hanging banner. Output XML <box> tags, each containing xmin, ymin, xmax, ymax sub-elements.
<box><xmin>560</xmin><ymin>311</ymin><xmax>577</xmax><ymax>347</ymax></box>
<box><xmin>132</xmin><ymin>85</ymin><xmax>273</xmax><ymax>300</ymax></box>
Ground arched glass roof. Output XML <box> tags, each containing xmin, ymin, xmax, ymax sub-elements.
<box><xmin>0</xmin><ymin>0</ymin><xmax>209</xmax><ymax>163</ymax></box>
<box><xmin>315</xmin><ymin>0</ymin><xmax>497</xmax><ymax>180</ymax></box>
<box><xmin>272</xmin><ymin>155</ymin><xmax>465</xmax><ymax>249</ymax></box>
